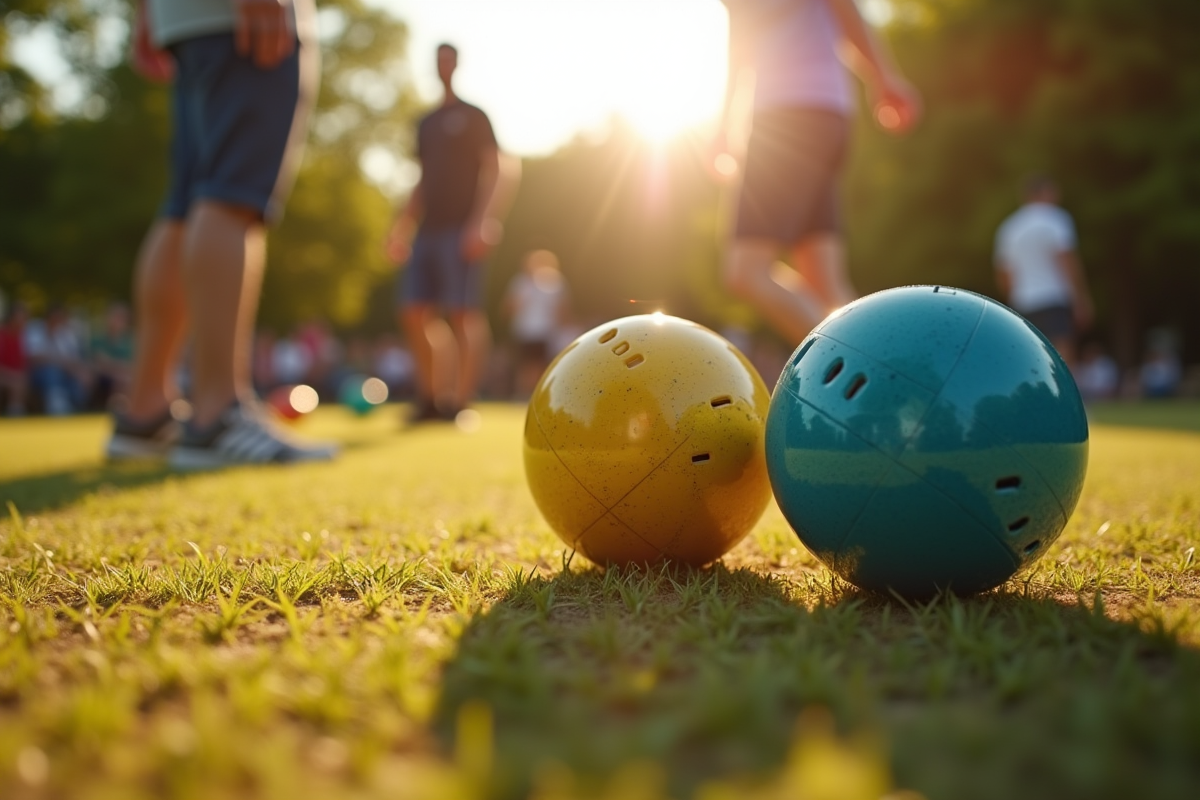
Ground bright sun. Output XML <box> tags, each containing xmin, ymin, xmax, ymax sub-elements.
<box><xmin>596</xmin><ymin>3</ymin><xmax>730</xmax><ymax>144</ymax></box>
<box><xmin>391</xmin><ymin>0</ymin><xmax>730</xmax><ymax>156</ymax></box>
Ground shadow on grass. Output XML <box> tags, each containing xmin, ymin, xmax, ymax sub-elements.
<box><xmin>433</xmin><ymin>564</ymin><xmax>1200</xmax><ymax>800</ymax></box>
<box><xmin>0</xmin><ymin>437</ymin><xmax>387</xmax><ymax>515</ymax></box>
<box><xmin>0</xmin><ymin>461</ymin><xmax>177</xmax><ymax>516</ymax></box>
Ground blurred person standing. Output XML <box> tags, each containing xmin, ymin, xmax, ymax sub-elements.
<box><xmin>270</xmin><ymin>330</ymin><xmax>313</xmax><ymax>388</ymax></box>
<box><xmin>91</xmin><ymin>302</ymin><xmax>135</xmax><ymax>409</ymax></box>
<box><xmin>24</xmin><ymin>305</ymin><xmax>91</xmax><ymax>415</ymax></box>
<box><xmin>0</xmin><ymin>302</ymin><xmax>29</xmax><ymax>416</ymax></box>
<box><xmin>1139</xmin><ymin>329</ymin><xmax>1182</xmax><ymax>399</ymax></box>
<box><xmin>504</xmin><ymin>249</ymin><xmax>570</xmax><ymax>399</ymax></box>
<box><xmin>252</xmin><ymin>329</ymin><xmax>277</xmax><ymax>394</ymax></box>
<box><xmin>994</xmin><ymin>175</ymin><xmax>1094</xmax><ymax>368</ymax></box>
<box><xmin>295</xmin><ymin>319</ymin><xmax>341</xmax><ymax>394</ymax></box>
<box><xmin>108</xmin><ymin>0</ymin><xmax>335</xmax><ymax>465</ymax></box>
<box><xmin>711</xmin><ymin>0</ymin><xmax>921</xmax><ymax>344</ymax></box>
<box><xmin>374</xmin><ymin>333</ymin><xmax>415</xmax><ymax>400</ymax></box>
<box><xmin>1075</xmin><ymin>341</ymin><xmax>1119</xmax><ymax>402</ymax></box>
<box><xmin>386</xmin><ymin>43</ymin><xmax>520</xmax><ymax>423</ymax></box>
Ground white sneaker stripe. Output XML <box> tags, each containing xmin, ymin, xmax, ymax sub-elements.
<box><xmin>169</xmin><ymin>403</ymin><xmax>336</xmax><ymax>469</ymax></box>
<box><xmin>231</xmin><ymin>428</ymin><xmax>272</xmax><ymax>461</ymax></box>
<box><xmin>245</xmin><ymin>434</ymin><xmax>283</xmax><ymax>462</ymax></box>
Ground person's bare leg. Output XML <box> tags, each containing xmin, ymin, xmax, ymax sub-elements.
<box><xmin>401</xmin><ymin>306</ymin><xmax>433</xmax><ymax>403</ymax></box>
<box><xmin>402</xmin><ymin>305</ymin><xmax>457</xmax><ymax>407</ymax></box>
<box><xmin>790</xmin><ymin>232</ymin><xmax>856</xmax><ymax>314</ymax></box>
<box><xmin>725</xmin><ymin>238</ymin><xmax>825</xmax><ymax>345</ymax></box>
<box><xmin>449</xmin><ymin>309</ymin><xmax>491</xmax><ymax>410</ymax></box>
<box><xmin>182</xmin><ymin>201</ymin><xmax>265</xmax><ymax>428</ymax></box>
<box><xmin>127</xmin><ymin>219</ymin><xmax>188</xmax><ymax>420</ymax></box>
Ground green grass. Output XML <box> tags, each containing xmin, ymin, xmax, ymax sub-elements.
<box><xmin>1</xmin><ymin>402</ymin><xmax>1199</xmax><ymax>800</ymax></box>
<box><xmin>1086</xmin><ymin>399</ymin><xmax>1200</xmax><ymax>433</ymax></box>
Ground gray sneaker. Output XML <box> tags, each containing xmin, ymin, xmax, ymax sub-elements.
<box><xmin>169</xmin><ymin>402</ymin><xmax>338</xmax><ymax>470</ymax></box>
<box><xmin>106</xmin><ymin>406</ymin><xmax>184</xmax><ymax>460</ymax></box>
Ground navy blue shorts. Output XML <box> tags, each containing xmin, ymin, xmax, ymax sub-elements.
<box><xmin>162</xmin><ymin>33</ymin><xmax>316</xmax><ymax>224</ymax></box>
<box><xmin>1023</xmin><ymin>304</ymin><xmax>1075</xmax><ymax>342</ymax></box>
<box><xmin>735</xmin><ymin>108</ymin><xmax>850</xmax><ymax>243</ymax></box>
<box><xmin>399</xmin><ymin>228</ymin><xmax>483</xmax><ymax>309</ymax></box>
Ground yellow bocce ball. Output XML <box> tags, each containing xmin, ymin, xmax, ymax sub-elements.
<box><xmin>524</xmin><ymin>314</ymin><xmax>772</xmax><ymax>566</ymax></box>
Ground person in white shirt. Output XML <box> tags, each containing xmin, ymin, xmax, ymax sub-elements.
<box><xmin>994</xmin><ymin>175</ymin><xmax>1095</xmax><ymax>368</ymax></box>
<box><xmin>504</xmin><ymin>250</ymin><xmax>570</xmax><ymax>399</ymax></box>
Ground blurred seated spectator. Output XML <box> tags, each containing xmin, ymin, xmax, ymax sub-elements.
<box><xmin>1142</xmin><ymin>347</ymin><xmax>1180</xmax><ymax>400</ymax></box>
<box><xmin>343</xmin><ymin>336</ymin><xmax>374</xmax><ymax>375</ymax></box>
<box><xmin>253</xmin><ymin>330</ymin><xmax>277</xmax><ymax>394</ymax></box>
<box><xmin>374</xmin><ymin>333</ymin><xmax>415</xmax><ymax>400</ymax></box>
<box><xmin>325</xmin><ymin>335</ymin><xmax>372</xmax><ymax>402</ymax></box>
<box><xmin>24</xmin><ymin>305</ymin><xmax>90</xmax><ymax>415</ymax></box>
<box><xmin>0</xmin><ymin>302</ymin><xmax>29</xmax><ymax>415</ymax></box>
<box><xmin>1074</xmin><ymin>342</ymin><xmax>1119</xmax><ymax>401</ymax></box>
<box><xmin>271</xmin><ymin>332</ymin><xmax>312</xmax><ymax>388</ymax></box>
<box><xmin>296</xmin><ymin>320</ymin><xmax>342</xmax><ymax>393</ymax></box>
<box><xmin>91</xmin><ymin>302</ymin><xmax>135</xmax><ymax>409</ymax></box>
<box><xmin>1140</xmin><ymin>329</ymin><xmax>1182</xmax><ymax>399</ymax></box>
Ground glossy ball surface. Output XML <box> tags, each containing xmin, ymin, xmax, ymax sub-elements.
<box><xmin>766</xmin><ymin>286</ymin><xmax>1089</xmax><ymax>598</ymax></box>
<box><xmin>525</xmin><ymin>314</ymin><xmax>772</xmax><ymax>566</ymax></box>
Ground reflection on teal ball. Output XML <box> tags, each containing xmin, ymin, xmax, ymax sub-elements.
<box><xmin>765</xmin><ymin>285</ymin><xmax>1088</xmax><ymax>598</ymax></box>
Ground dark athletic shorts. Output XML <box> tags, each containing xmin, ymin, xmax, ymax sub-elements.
<box><xmin>399</xmin><ymin>228</ymin><xmax>483</xmax><ymax>310</ymax></box>
<box><xmin>1022</xmin><ymin>304</ymin><xmax>1075</xmax><ymax>342</ymax></box>
<box><xmin>162</xmin><ymin>33</ymin><xmax>316</xmax><ymax>224</ymax></box>
<box><xmin>735</xmin><ymin>107</ymin><xmax>850</xmax><ymax>243</ymax></box>
<box><xmin>516</xmin><ymin>339</ymin><xmax>549</xmax><ymax>362</ymax></box>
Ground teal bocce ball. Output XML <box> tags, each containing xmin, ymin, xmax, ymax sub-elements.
<box><xmin>339</xmin><ymin>374</ymin><xmax>389</xmax><ymax>416</ymax></box>
<box><xmin>765</xmin><ymin>285</ymin><xmax>1089</xmax><ymax>598</ymax></box>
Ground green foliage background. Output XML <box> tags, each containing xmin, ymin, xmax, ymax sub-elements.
<box><xmin>1</xmin><ymin>0</ymin><xmax>1197</xmax><ymax>365</ymax></box>
<box><xmin>846</xmin><ymin>0</ymin><xmax>1200</xmax><ymax>366</ymax></box>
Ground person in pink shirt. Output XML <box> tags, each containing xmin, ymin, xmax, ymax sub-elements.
<box><xmin>712</xmin><ymin>0</ymin><xmax>921</xmax><ymax>344</ymax></box>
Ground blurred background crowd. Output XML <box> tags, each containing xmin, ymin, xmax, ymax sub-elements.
<box><xmin>2</xmin><ymin>0</ymin><xmax>1198</xmax><ymax>418</ymax></box>
<box><xmin>1</xmin><ymin>272</ymin><xmax>1194</xmax><ymax>419</ymax></box>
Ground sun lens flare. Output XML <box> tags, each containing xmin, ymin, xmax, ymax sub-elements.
<box><xmin>875</xmin><ymin>105</ymin><xmax>902</xmax><ymax>131</ymax></box>
<box><xmin>361</xmin><ymin>377</ymin><xmax>389</xmax><ymax>405</ymax></box>
<box><xmin>713</xmin><ymin>152</ymin><xmax>738</xmax><ymax>177</ymax></box>
<box><xmin>289</xmin><ymin>385</ymin><xmax>320</xmax><ymax>415</ymax></box>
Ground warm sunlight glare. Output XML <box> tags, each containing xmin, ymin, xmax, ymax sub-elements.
<box><xmin>713</xmin><ymin>152</ymin><xmax>739</xmax><ymax>177</ymax></box>
<box><xmin>387</xmin><ymin>0</ymin><xmax>729</xmax><ymax>155</ymax></box>
<box><xmin>289</xmin><ymin>385</ymin><xmax>320</xmax><ymax>415</ymax></box>
<box><xmin>361</xmin><ymin>378</ymin><xmax>390</xmax><ymax>406</ymax></box>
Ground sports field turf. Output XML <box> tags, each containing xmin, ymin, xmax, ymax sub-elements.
<box><xmin>1</xmin><ymin>402</ymin><xmax>1198</xmax><ymax>799</ymax></box>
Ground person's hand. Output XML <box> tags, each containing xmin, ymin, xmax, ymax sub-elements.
<box><xmin>132</xmin><ymin>0</ymin><xmax>174</xmax><ymax>83</ymax></box>
<box><xmin>872</xmin><ymin>74</ymin><xmax>922</xmax><ymax>134</ymax></box>
<box><xmin>461</xmin><ymin>218</ymin><xmax>503</xmax><ymax>263</ymax></box>
<box><xmin>385</xmin><ymin>224</ymin><xmax>412</xmax><ymax>265</ymax></box>
<box><xmin>234</xmin><ymin>0</ymin><xmax>296</xmax><ymax>69</ymax></box>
